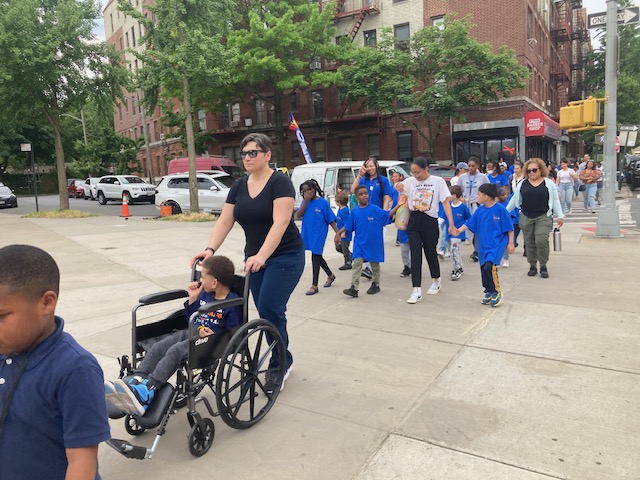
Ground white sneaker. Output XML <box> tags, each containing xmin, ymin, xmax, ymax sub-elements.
<box><xmin>444</xmin><ymin>252</ymin><xmax>451</xmax><ymax>258</ymax></box>
<box><xmin>426</xmin><ymin>281</ymin><xmax>441</xmax><ymax>295</ymax></box>
<box><xmin>501</xmin><ymin>259</ymin><xmax>509</xmax><ymax>268</ymax></box>
<box><xmin>437</xmin><ymin>249</ymin><xmax>445</xmax><ymax>258</ymax></box>
<box><xmin>407</xmin><ymin>287</ymin><xmax>422</xmax><ymax>304</ymax></box>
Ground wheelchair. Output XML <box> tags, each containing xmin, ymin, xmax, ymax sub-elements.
<box><xmin>105</xmin><ymin>265</ymin><xmax>286</xmax><ymax>459</ymax></box>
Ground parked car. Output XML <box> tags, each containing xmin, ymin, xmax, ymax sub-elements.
<box><xmin>154</xmin><ymin>172</ymin><xmax>233</xmax><ymax>214</ymax></box>
<box><xmin>95</xmin><ymin>175</ymin><xmax>157</xmax><ymax>205</ymax></box>
<box><xmin>428</xmin><ymin>164</ymin><xmax>456</xmax><ymax>184</ymax></box>
<box><xmin>67</xmin><ymin>179</ymin><xmax>85</xmax><ymax>198</ymax></box>
<box><xmin>0</xmin><ymin>182</ymin><xmax>18</xmax><ymax>208</ymax></box>
<box><xmin>83</xmin><ymin>177</ymin><xmax>101</xmax><ymax>200</ymax></box>
<box><xmin>167</xmin><ymin>156</ymin><xmax>243</xmax><ymax>178</ymax></box>
<box><xmin>624</xmin><ymin>156</ymin><xmax>640</xmax><ymax>190</ymax></box>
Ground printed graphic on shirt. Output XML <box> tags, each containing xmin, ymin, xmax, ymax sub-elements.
<box><xmin>411</xmin><ymin>185</ymin><xmax>434</xmax><ymax>213</ymax></box>
<box><xmin>195</xmin><ymin>299</ymin><xmax>224</xmax><ymax>330</ymax></box>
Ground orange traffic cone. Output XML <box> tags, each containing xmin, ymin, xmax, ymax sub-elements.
<box><xmin>120</xmin><ymin>193</ymin><xmax>130</xmax><ymax>218</ymax></box>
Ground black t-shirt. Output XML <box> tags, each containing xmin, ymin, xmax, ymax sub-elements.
<box><xmin>226</xmin><ymin>172</ymin><xmax>302</xmax><ymax>258</ymax></box>
<box><xmin>520</xmin><ymin>180</ymin><xmax>549</xmax><ymax>218</ymax></box>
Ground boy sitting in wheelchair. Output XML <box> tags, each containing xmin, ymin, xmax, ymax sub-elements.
<box><xmin>105</xmin><ymin>255</ymin><xmax>242</xmax><ymax>416</ymax></box>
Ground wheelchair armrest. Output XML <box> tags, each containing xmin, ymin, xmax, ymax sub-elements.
<box><xmin>197</xmin><ymin>297</ymin><xmax>244</xmax><ymax>313</ymax></box>
<box><xmin>138</xmin><ymin>289</ymin><xmax>188</xmax><ymax>306</ymax></box>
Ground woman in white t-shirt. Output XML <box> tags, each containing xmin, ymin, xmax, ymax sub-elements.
<box><xmin>556</xmin><ymin>159</ymin><xmax>577</xmax><ymax>214</ymax></box>
<box><xmin>395</xmin><ymin>157</ymin><xmax>454</xmax><ymax>304</ymax></box>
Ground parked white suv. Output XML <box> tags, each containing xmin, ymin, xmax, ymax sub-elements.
<box><xmin>154</xmin><ymin>172</ymin><xmax>234</xmax><ymax>214</ymax></box>
<box><xmin>96</xmin><ymin>175</ymin><xmax>156</xmax><ymax>205</ymax></box>
<box><xmin>83</xmin><ymin>177</ymin><xmax>101</xmax><ymax>200</ymax></box>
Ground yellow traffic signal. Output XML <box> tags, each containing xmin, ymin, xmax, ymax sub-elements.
<box><xmin>559</xmin><ymin>96</ymin><xmax>606</xmax><ymax>132</ymax></box>
<box><xmin>559</xmin><ymin>104</ymin><xmax>584</xmax><ymax>129</ymax></box>
<box><xmin>582</xmin><ymin>97</ymin><xmax>599</xmax><ymax>125</ymax></box>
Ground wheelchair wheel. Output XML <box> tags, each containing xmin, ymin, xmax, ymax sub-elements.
<box><xmin>124</xmin><ymin>414</ymin><xmax>146</xmax><ymax>436</ymax></box>
<box><xmin>188</xmin><ymin>418</ymin><xmax>215</xmax><ymax>457</ymax></box>
<box><xmin>215</xmin><ymin>319</ymin><xmax>286</xmax><ymax>430</ymax></box>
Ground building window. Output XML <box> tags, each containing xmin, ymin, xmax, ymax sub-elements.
<box><xmin>527</xmin><ymin>7</ymin><xmax>533</xmax><ymax>42</ymax></box>
<box><xmin>110</xmin><ymin>13</ymin><xmax>113</xmax><ymax>33</ymax></box>
<box><xmin>256</xmin><ymin>99</ymin><xmax>267</xmax><ymax>125</ymax></box>
<box><xmin>394</xmin><ymin>23</ymin><xmax>410</xmax><ymax>51</ymax></box>
<box><xmin>367</xmin><ymin>135</ymin><xmax>380</xmax><ymax>157</ymax></box>
<box><xmin>397</xmin><ymin>132</ymin><xmax>412</xmax><ymax>161</ymax></box>
<box><xmin>125</xmin><ymin>32</ymin><xmax>129</xmax><ymax>48</ymax></box>
<box><xmin>431</xmin><ymin>16</ymin><xmax>444</xmax><ymax>28</ymax></box>
<box><xmin>292</xmin><ymin>142</ymin><xmax>300</xmax><ymax>162</ymax></box>
<box><xmin>230</xmin><ymin>103</ymin><xmax>240</xmax><ymax>123</ymax></box>
<box><xmin>131</xmin><ymin>27</ymin><xmax>136</xmax><ymax>47</ymax></box>
<box><xmin>118</xmin><ymin>105</ymin><xmax>122</xmax><ymax>122</ymax></box>
<box><xmin>313</xmin><ymin>139</ymin><xmax>326</xmax><ymax>162</ymax></box>
<box><xmin>197</xmin><ymin>109</ymin><xmax>207</xmax><ymax>131</ymax></box>
<box><xmin>312</xmin><ymin>90</ymin><xmax>324</xmax><ymax>118</ymax></box>
<box><xmin>364</xmin><ymin>29</ymin><xmax>377</xmax><ymax>47</ymax></box>
<box><xmin>289</xmin><ymin>92</ymin><xmax>297</xmax><ymax>113</ymax></box>
<box><xmin>340</xmin><ymin>138</ymin><xmax>352</xmax><ymax>161</ymax></box>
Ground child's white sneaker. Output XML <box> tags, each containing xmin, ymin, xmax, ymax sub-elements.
<box><xmin>501</xmin><ymin>259</ymin><xmax>509</xmax><ymax>268</ymax></box>
<box><xmin>426</xmin><ymin>281</ymin><xmax>441</xmax><ymax>295</ymax></box>
<box><xmin>444</xmin><ymin>251</ymin><xmax>451</xmax><ymax>258</ymax></box>
<box><xmin>407</xmin><ymin>287</ymin><xmax>422</xmax><ymax>304</ymax></box>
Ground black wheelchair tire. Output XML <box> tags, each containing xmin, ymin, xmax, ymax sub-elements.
<box><xmin>215</xmin><ymin>319</ymin><xmax>286</xmax><ymax>430</ymax></box>
<box><xmin>188</xmin><ymin>418</ymin><xmax>215</xmax><ymax>457</ymax></box>
<box><xmin>124</xmin><ymin>414</ymin><xmax>146</xmax><ymax>436</ymax></box>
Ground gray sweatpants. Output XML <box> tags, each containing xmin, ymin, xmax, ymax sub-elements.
<box><xmin>137</xmin><ymin>330</ymin><xmax>189</xmax><ymax>386</ymax></box>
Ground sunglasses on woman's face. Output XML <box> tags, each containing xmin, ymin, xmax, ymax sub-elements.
<box><xmin>240</xmin><ymin>149</ymin><xmax>264</xmax><ymax>158</ymax></box>
<box><xmin>527</xmin><ymin>168</ymin><xmax>539</xmax><ymax>173</ymax></box>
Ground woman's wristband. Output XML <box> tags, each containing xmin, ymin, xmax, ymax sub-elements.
<box><xmin>205</xmin><ymin>247</ymin><xmax>215</xmax><ymax>254</ymax></box>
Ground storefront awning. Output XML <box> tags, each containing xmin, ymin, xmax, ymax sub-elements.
<box><xmin>524</xmin><ymin>111</ymin><xmax>561</xmax><ymax>140</ymax></box>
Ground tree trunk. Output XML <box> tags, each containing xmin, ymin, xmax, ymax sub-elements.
<box><xmin>183</xmin><ymin>75</ymin><xmax>200</xmax><ymax>213</ymax></box>
<box><xmin>51</xmin><ymin>114</ymin><xmax>69</xmax><ymax>210</ymax></box>
<box><xmin>273</xmin><ymin>89</ymin><xmax>283</xmax><ymax>168</ymax></box>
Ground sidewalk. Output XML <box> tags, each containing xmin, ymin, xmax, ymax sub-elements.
<box><xmin>1</xmin><ymin>212</ymin><xmax>638</xmax><ymax>480</ymax></box>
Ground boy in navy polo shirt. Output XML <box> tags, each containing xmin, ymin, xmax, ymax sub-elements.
<box><xmin>105</xmin><ymin>255</ymin><xmax>242</xmax><ymax>415</ymax></box>
<box><xmin>335</xmin><ymin>185</ymin><xmax>405</xmax><ymax>297</ymax></box>
<box><xmin>0</xmin><ymin>244</ymin><xmax>110</xmax><ymax>480</ymax></box>
<box><xmin>454</xmin><ymin>183</ymin><xmax>514</xmax><ymax>307</ymax></box>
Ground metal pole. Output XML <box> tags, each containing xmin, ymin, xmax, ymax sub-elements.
<box><xmin>596</xmin><ymin>0</ymin><xmax>621</xmax><ymax>237</ymax></box>
<box><xmin>80</xmin><ymin>109</ymin><xmax>88</xmax><ymax>145</ymax></box>
<box><xmin>31</xmin><ymin>147</ymin><xmax>39</xmax><ymax>212</ymax></box>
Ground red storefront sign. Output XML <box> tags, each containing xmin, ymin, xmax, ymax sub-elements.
<box><xmin>524</xmin><ymin>111</ymin><xmax>561</xmax><ymax>140</ymax></box>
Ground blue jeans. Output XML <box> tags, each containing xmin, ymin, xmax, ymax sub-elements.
<box><xmin>249</xmin><ymin>247</ymin><xmax>304</xmax><ymax>370</ymax></box>
<box><xmin>582</xmin><ymin>183</ymin><xmax>597</xmax><ymax>210</ymax></box>
<box><xmin>558</xmin><ymin>183</ymin><xmax>573</xmax><ymax>214</ymax></box>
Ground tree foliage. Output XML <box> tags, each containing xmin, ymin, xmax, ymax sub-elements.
<box><xmin>228</xmin><ymin>0</ymin><xmax>347</xmax><ymax>165</ymax></box>
<box><xmin>339</xmin><ymin>16</ymin><xmax>528</xmax><ymax>160</ymax></box>
<box><xmin>0</xmin><ymin>0</ymin><xmax>127</xmax><ymax>209</ymax></box>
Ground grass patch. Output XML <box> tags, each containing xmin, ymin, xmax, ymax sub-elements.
<box><xmin>154</xmin><ymin>212</ymin><xmax>218</xmax><ymax>222</ymax></box>
<box><xmin>22</xmin><ymin>209</ymin><xmax>100</xmax><ymax>219</ymax></box>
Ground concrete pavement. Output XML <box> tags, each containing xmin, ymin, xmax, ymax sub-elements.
<box><xmin>1</xmin><ymin>205</ymin><xmax>638</xmax><ymax>480</ymax></box>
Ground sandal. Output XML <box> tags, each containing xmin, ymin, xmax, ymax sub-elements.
<box><xmin>305</xmin><ymin>286</ymin><xmax>319</xmax><ymax>296</ymax></box>
<box><xmin>323</xmin><ymin>274</ymin><xmax>336</xmax><ymax>288</ymax></box>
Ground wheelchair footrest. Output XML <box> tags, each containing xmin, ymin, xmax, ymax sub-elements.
<box><xmin>106</xmin><ymin>438</ymin><xmax>149</xmax><ymax>460</ymax></box>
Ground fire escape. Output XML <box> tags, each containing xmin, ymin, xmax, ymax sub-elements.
<box><xmin>569</xmin><ymin>0</ymin><xmax>589</xmax><ymax>101</ymax></box>
<box><xmin>551</xmin><ymin>1</ymin><xmax>572</xmax><ymax>109</ymax></box>
<box><xmin>334</xmin><ymin>0</ymin><xmax>380</xmax><ymax>41</ymax></box>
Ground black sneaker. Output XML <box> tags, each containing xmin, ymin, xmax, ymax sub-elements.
<box><xmin>366</xmin><ymin>283</ymin><xmax>380</xmax><ymax>294</ymax></box>
<box><xmin>361</xmin><ymin>267</ymin><xmax>373</xmax><ymax>279</ymax></box>
<box><xmin>470</xmin><ymin>252</ymin><xmax>478</xmax><ymax>262</ymax></box>
<box><xmin>400</xmin><ymin>266</ymin><xmax>411</xmax><ymax>277</ymax></box>
<box><xmin>338</xmin><ymin>263</ymin><xmax>352</xmax><ymax>271</ymax></box>
<box><xmin>540</xmin><ymin>265</ymin><xmax>549</xmax><ymax>278</ymax></box>
<box><xmin>343</xmin><ymin>285</ymin><xmax>358</xmax><ymax>297</ymax></box>
<box><xmin>528</xmin><ymin>265</ymin><xmax>537</xmax><ymax>276</ymax></box>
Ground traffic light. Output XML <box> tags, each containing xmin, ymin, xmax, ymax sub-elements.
<box><xmin>559</xmin><ymin>96</ymin><xmax>605</xmax><ymax>131</ymax></box>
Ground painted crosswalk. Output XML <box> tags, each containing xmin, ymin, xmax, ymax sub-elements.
<box><xmin>561</xmin><ymin>199</ymin><xmax>636</xmax><ymax>227</ymax></box>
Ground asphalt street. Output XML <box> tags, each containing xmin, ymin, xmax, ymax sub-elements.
<box><xmin>3</xmin><ymin>194</ymin><xmax>159</xmax><ymax>217</ymax></box>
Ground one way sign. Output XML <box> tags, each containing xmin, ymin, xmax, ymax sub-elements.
<box><xmin>588</xmin><ymin>7</ymin><xmax>640</xmax><ymax>29</ymax></box>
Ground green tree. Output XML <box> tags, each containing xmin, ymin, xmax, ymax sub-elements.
<box><xmin>0</xmin><ymin>0</ymin><xmax>127</xmax><ymax>209</ymax></box>
<box><xmin>340</xmin><ymin>16</ymin><xmax>528</xmax><ymax>161</ymax></box>
<box><xmin>227</xmin><ymin>0</ymin><xmax>346</xmax><ymax>166</ymax></box>
<box><xmin>120</xmin><ymin>0</ymin><xmax>235</xmax><ymax>212</ymax></box>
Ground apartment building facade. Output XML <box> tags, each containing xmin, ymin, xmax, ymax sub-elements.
<box><xmin>104</xmin><ymin>0</ymin><xmax>588</xmax><ymax>173</ymax></box>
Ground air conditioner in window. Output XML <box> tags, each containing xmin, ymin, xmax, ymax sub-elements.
<box><xmin>340</xmin><ymin>157</ymin><xmax>352</xmax><ymax>162</ymax></box>
<box><xmin>547</xmin><ymin>99</ymin><xmax>551</xmax><ymax>106</ymax></box>
<box><xmin>230</xmin><ymin>120</ymin><xmax>239</xmax><ymax>128</ymax></box>
<box><xmin>310</xmin><ymin>61</ymin><xmax>322</xmax><ymax>70</ymax></box>
<box><xmin>244</xmin><ymin>118</ymin><xmax>253</xmax><ymax>127</ymax></box>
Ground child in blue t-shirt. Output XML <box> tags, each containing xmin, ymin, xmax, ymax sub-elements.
<box><xmin>335</xmin><ymin>185</ymin><xmax>405</xmax><ymax>297</ymax></box>
<box><xmin>455</xmin><ymin>183</ymin><xmax>514</xmax><ymax>307</ymax></box>
<box><xmin>296</xmin><ymin>179</ymin><xmax>339</xmax><ymax>295</ymax></box>
<box><xmin>443</xmin><ymin>185</ymin><xmax>471</xmax><ymax>280</ymax></box>
<box><xmin>335</xmin><ymin>191</ymin><xmax>353</xmax><ymax>270</ymax></box>
<box><xmin>106</xmin><ymin>255</ymin><xmax>242</xmax><ymax>415</ymax></box>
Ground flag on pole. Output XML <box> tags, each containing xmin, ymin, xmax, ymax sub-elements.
<box><xmin>289</xmin><ymin>113</ymin><xmax>313</xmax><ymax>164</ymax></box>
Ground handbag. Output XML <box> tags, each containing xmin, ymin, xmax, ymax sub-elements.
<box><xmin>578</xmin><ymin>184</ymin><xmax>586</xmax><ymax>191</ymax></box>
<box><xmin>394</xmin><ymin>201</ymin><xmax>410</xmax><ymax>230</ymax></box>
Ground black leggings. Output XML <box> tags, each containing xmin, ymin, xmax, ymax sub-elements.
<box><xmin>407</xmin><ymin>211</ymin><xmax>440</xmax><ymax>287</ymax></box>
<box><xmin>311</xmin><ymin>253</ymin><xmax>332</xmax><ymax>286</ymax></box>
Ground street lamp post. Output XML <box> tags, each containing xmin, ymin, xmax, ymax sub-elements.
<box><xmin>128</xmin><ymin>93</ymin><xmax>155</xmax><ymax>185</ymax></box>
<box><xmin>61</xmin><ymin>111</ymin><xmax>88</xmax><ymax>145</ymax></box>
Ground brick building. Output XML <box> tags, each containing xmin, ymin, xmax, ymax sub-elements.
<box><xmin>104</xmin><ymin>0</ymin><xmax>589</xmax><ymax>174</ymax></box>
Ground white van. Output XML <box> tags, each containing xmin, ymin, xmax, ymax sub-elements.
<box><xmin>290</xmin><ymin>161</ymin><xmax>411</xmax><ymax>209</ymax></box>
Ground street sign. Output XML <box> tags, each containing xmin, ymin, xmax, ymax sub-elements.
<box><xmin>627</xmin><ymin>131</ymin><xmax>638</xmax><ymax>147</ymax></box>
<box><xmin>20</xmin><ymin>143</ymin><xmax>31</xmax><ymax>152</ymax></box>
<box><xmin>595</xmin><ymin>134</ymin><xmax>605</xmax><ymax>144</ymax></box>
<box><xmin>620</xmin><ymin>124</ymin><xmax>639</xmax><ymax>131</ymax></box>
<box><xmin>588</xmin><ymin>7</ymin><xmax>640</xmax><ymax>29</ymax></box>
